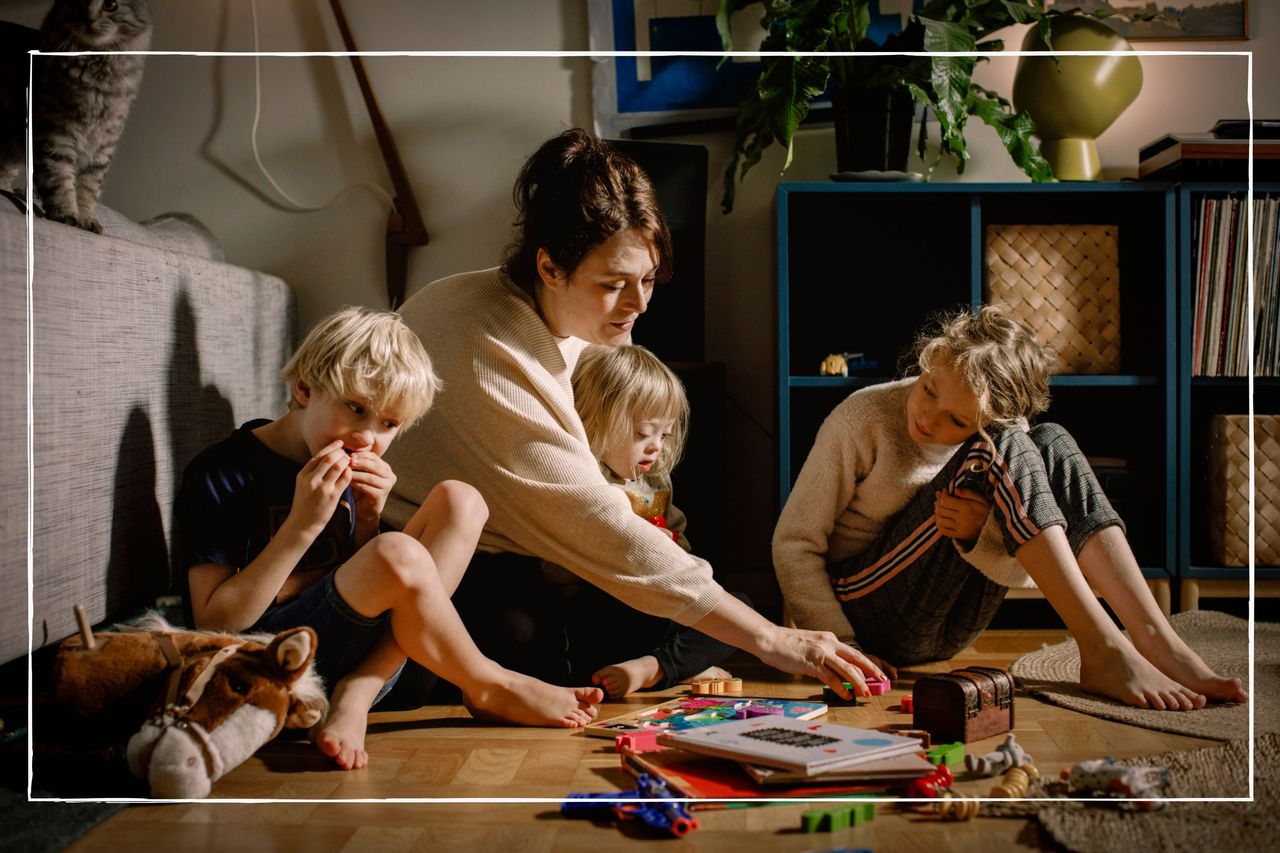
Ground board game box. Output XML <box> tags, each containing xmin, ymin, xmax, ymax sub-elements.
<box><xmin>585</xmin><ymin>695</ymin><xmax>827</xmax><ymax>739</ymax></box>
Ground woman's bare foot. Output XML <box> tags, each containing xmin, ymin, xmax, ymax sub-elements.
<box><xmin>592</xmin><ymin>655</ymin><xmax>663</xmax><ymax>697</ymax></box>
<box><xmin>309</xmin><ymin>697</ymin><xmax>370</xmax><ymax>770</ymax></box>
<box><xmin>1079</xmin><ymin>641</ymin><xmax>1208</xmax><ymax>711</ymax></box>
<box><xmin>1130</xmin><ymin>629</ymin><xmax>1248</xmax><ymax>704</ymax></box>
<box><xmin>465</xmin><ymin>672</ymin><xmax>603</xmax><ymax>727</ymax></box>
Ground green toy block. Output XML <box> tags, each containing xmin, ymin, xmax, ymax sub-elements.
<box><xmin>822</xmin><ymin>682</ymin><xmax>861</xmax><ymax>706</ymax></box>
<box><xmin>926</xmin><ymin>740</ymin><xmax>965</xmax><ymax>768</ymax></box>
<box><xmin>800</xmin><ymin>801</ymin><xmax>876</xmax><ymax>832</ymax></box>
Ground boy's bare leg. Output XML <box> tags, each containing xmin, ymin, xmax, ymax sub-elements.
<box><xmin>1076</xmin><ymin>526</ymin><xmax>1246</xmax><ymax>703</ymax></box>
<box><xmin>336</xmin><ymin>533</ymin><xmax>602</xmax><ymax>727</ymax></box>
<box><xmin>401</xmin><ymin>480</ymin><xmax>487</xmax><ymax>595</ymax></box>
<box><xmin>1015</xmin><ymin>527</ymin><xmax>1205</xmax><ymax>711</ymax></box>
<box><xmin>310</xmin><ymin>628</ymin><xmax>405</xmax><ymax>769</ymax></box>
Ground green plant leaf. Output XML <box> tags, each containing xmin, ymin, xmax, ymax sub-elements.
<box><xmin>968</xmin><ymin>85</ymin><xmax>1055</xmax><ymax>182</ymax></box>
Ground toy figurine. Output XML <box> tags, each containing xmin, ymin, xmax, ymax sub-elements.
<box><xmin>1063</xmin><ymin>757</ymin><xmax>1170</xmax><ymax>809</ymax></box>
<box><xmin>964</xmin><ymin>732</ymin><xmax>1033</xmax><ymax>777</ymax></box>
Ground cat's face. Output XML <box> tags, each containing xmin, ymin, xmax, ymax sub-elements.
<box><xmin>45</xmin><ymin>0</ymin><xmax>152</xmax><ymax>49</ymax></box>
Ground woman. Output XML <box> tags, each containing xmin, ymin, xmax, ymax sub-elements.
<box><xmin>382</xmin><ymin>128</ymin><xmax>884</xmax><ymax>698</ymax></box>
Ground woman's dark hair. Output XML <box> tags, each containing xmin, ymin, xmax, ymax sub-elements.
<box><xmin>501</xmin><ymin>128</ymin><xmax>673</xmax><ymax>293</ymax></box>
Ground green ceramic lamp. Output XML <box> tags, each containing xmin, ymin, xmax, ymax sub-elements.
<box><xmin>1012</xmin><ymin>16</ymin><xmax>1143</xmax><ymax>181</ymax></box>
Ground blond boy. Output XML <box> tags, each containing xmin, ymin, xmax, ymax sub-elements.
<box><xmin>178</xmin><ymin>306</ymin><xmax>601</xmax><ymax>770</ymax></box>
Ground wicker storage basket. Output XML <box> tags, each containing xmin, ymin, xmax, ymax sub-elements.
<box><xmin>986</xmin><ymin>224</ymin><xmax>1121</xmax><ymax>374</ymax></box>
<box><xmin>1208</xmin><ymin>414</ymin><xmax>1280</xmax><ymax>566</ymax></box>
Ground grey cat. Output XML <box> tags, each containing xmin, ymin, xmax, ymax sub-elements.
<box><xmin>0</xmin><ymin>0</ymin><xmax>151</xmax><ymax>233</ymax></box>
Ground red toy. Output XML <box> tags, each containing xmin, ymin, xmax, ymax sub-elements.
<box><xmin>902</xmin><ymin>762</ymin><xmax>955</xmax><ymax>799</ymax></box>
<box><xmin>615</xmin><ymin>731</ymin><xmax>665</xmax><ymax>753</ymax></box>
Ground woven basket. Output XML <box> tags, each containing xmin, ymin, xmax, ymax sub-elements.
<box><xmin>1208</xmin><ymin>415</ymin><xmax>1280</xmax><ymax>567</ymax></box>
<box><xmin>986</xmin><ymin>224</ymin><xmax>1122</xmax><ymax>374</ymax></box>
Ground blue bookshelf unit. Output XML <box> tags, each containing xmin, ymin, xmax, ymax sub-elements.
<box><xmin>1176</xmin><ymin>182</ymin><xmax>1280</xmax><ymax>595</ymax></box>
<box><xmin>775</xmin><ymin>181</ymin><xmax>1178</xmax><ymax>582</ymax></box>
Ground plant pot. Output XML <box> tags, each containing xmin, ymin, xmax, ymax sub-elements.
<box><xmin>831</xmin><ymin>85</ymin><xmax>915</xmax><ymax>174</ymax></box>
<box><xmin>1012</xmin><ymin>16</ymin><xmax>1142</xmax><ymax>181</ymax></box>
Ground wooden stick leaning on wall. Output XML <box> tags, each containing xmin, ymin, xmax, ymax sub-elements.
<box><xmin>327</xmin><ymin>0</ymin><xmax>429</xmax><ymax>309</ymax></box>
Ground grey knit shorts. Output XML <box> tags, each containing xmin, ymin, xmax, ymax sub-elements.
<box><xmin>827</xmin><ymin>423</ymin><xmax>1124</xmax><ymax>665</ymax></box>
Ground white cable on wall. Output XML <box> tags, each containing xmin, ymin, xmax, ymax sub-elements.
<box><xmin>248</xmin><ymin>0</ymin><xmax>394</xmax><ymax>212</ymax></box>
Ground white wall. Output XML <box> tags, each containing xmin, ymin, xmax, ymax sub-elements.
<box><xmin>8</xmin><ymin>0</ymin><xmax>1274</xmax><ymax>569</ymax></box>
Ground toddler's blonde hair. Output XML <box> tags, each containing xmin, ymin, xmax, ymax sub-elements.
<box><xmin>572</xmin><ymin>345</ymin><xmax>689</xmax><ymax>478</ymax></box>
<box><xmin>908</xmin><ymin>305</ymin><xmax>1055</xmax><ymax>430</ymax></box>
<box><xmin>281</xmin><ymin>306</ymin><xmax>438</xmax><ymax>427</ymax></box>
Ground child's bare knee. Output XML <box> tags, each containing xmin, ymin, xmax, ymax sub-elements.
<box><xmin>367</xmin><ymin>531</ymin><xmax>432</xmax><ymax>589</ymax></box>
<box><xmin>431</xmin><ymin>479</ymin><xmax>489</xmax><ymax>525</ymax></box>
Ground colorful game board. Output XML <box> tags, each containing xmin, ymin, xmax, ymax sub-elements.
<box><xmin>585</xmin><ymin>696</ymin><xmax>827</xmax><ymax>739</ymax></box>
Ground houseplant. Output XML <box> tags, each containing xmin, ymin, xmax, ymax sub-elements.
<box><xmin>716</xmin><ymin>0</ymin><xmax>1158</xmax><ymax>212</ymax></box>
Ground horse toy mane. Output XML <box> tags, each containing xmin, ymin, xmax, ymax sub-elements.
<box><xmin>45</xmin><ymin>609</ymin><xmax>327</xmax><ymax>798</ymax></box>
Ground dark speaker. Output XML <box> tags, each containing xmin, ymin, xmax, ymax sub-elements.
<box><xmin>668</xmin><ymin>362</ymin><xmax>726</xmax><ymax>569</ymax></box>
<box><xmin>608</xmin><ymin>139</ymin><xmax>708</xmax><ymax>363</ymax></box>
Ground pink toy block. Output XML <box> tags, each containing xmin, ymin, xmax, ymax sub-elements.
<box><xmin>865</xmin><ymin>675</ymin><xmax>891</xmax><ymax>696</ymax></box>
<box><xmin>615</xmin><ymin>731</ymin><xmax>664</xmax><ymax>753</ymax></box>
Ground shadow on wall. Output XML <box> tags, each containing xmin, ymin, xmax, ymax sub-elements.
<box><xmin>164</xmin><ymin>288</ymin><xmax>234</xmax><ymax>599</ymax></box>
<box><xmin>105</xmin><ymin>407</ymin><xmax>168</xmax><ymax>618</ymax></box>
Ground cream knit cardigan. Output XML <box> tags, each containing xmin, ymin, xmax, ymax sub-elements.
<box><xmin>772</xmin><ymin>378</ymin><xmax>1034</xmax><ymax>642</ymax></box>
<box><xmin>383</xmin><ymin>268</ymin><xmax>724</xmax><ymax>626</ymax></box>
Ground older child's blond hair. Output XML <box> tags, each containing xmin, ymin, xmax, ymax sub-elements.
<box><xmin>908</xmin><ymin>305</ymin><xmax>1056</xmax><ymax>430</ymax></box>
<box><xmin>282</xmin><ymin>306</ymin><xmax>438</xmax><ymax>427</ymax></box>
<box><xmin>572</xmin><ymin>345</ymin><xmax>689</xmax><ymax>478</ymax></box>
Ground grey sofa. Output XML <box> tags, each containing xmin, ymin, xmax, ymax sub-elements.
<box><xmin>1</xmin><ymin>200</ymin><xmax>294</xmax><ymax>664</ymax></box>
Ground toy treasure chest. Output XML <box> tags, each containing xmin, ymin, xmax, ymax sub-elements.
<box><xmin>912</xmin><ymin>666</ymin><xmax>1014</xmax><ymax>744</ymax></box>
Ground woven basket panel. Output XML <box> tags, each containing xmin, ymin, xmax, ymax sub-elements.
<box><xmin>1208</xmin><ymin>415</ymin><xmax>1280</xmax><ymax>567</ymax></box>
<box><xmin>986</xmin><ymin>224</ymin><xmax>1121</xmax><ymax>374</ymax></box>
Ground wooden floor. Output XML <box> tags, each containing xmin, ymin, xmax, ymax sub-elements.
<box><xmin>68</xmin><ymin>629</ymin><xmax>1222</xmax><ymax>853</ymax></box>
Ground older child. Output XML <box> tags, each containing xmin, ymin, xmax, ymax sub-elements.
<box><xmin>774</xmin><ymin>307</ymin><xmax>1245</xmax><ymax>711</ymax></box>
<box><xmin>178</xmin><ymin>307</ymin><xmax>602</xmax><ymax>770</ymax></box>
<box><xmin>566</xmin><ymin>345</ymin><xmax>739</xmax><ymax>696</ymax></box>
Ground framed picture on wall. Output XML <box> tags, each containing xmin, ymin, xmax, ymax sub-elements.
<box><xmin>587</xmin><ymin>0</ymin><xmax>922</xmax><ymax>138</ymax></box>
<box><xmin>1080</xmin><ymin>0</ymin><xmax>1249</xmax><ymax>41</ymax></box>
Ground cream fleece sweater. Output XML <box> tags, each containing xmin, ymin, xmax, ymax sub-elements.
<box><xmin>383</xmin><ymin>268</ymin><xmax>724</xmax><ymax>626</ymax></box>
<box><xmin>772</xmin><ymin>378</ymin><xmax>1034</xmax><ymax>642</ymax></box>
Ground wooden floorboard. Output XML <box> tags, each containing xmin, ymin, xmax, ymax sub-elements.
<box><xmin>65</xmin><ymin>628</ymin><xmax>1230</xmax><ymax>852</ymax></box>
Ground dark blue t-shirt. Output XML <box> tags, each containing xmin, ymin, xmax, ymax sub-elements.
<box><xmin>177</xmin><ymin>419</ymin><xmax>356</xmax><ymax>609</ymax></box>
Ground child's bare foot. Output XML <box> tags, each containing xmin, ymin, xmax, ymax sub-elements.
<box><xmin>592</xmin><ymin>655</ymin><xmax>663</xmax><ymax>697</ymax></box>
<box><xmin>688</xmin><ymin>665</ymin><xmax>733</xmax><ymax>684</ymax></box>
<box><xmin>1079</xmin><ymin>642</ymin><xmax>1208</xmax><ymax>711</ymax></box>
<box><xmin>309</xmin><ymin>701</ymin><xmax>370</xmax><ymax>770</ymax></box>
<box><xmin>1130</xmin><ymin>630</ymin><xmax>1248</xmax><ymax>704</ymax></box>
<box><xmin>465</xmin><ymin>672</ymin><xmax>603</xmax><ymax>728</ymax></box>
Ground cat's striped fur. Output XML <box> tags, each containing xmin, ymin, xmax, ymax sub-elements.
<box><xmin>1</xmin><ymin>0</ymin><xmax>151</xmax><ymax>232</ymax></box>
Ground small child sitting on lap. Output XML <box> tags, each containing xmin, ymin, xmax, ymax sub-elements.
<box><xmin>178</xmin><ymin>306</ymin><xmax>602</xmax><ymax>771</ymax></box>
<box><xmin>565</xmin><ymin>344</ymin><xmax>741</xmax><ymax>696</ymax></box>
<box><xmin>773</xmin><ymin>306</ymin><xmax>1245</xmax><ymax>711</ymax></box>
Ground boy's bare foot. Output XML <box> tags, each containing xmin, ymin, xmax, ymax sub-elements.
<box><xmin>1079</xmin><ymin>642</ymin><xmax>1208</xmax><ymax>711</ymax></box>
<box><xmin>465</xmin><ymin>672</ymin><xmax>603</xmax><ymax>728</ymax></box>
<box><xmin>1130</xmin><ymin>630</ymin><xmax>1248</xmax><ymax>704</ymax></box>
<box><xmin>309</xmin><ymin>701</ymin><xmax>370</xmax><ymax>770</ymax></box>
<box><xmin>592</xmin><ymin>655</ymin><xmax>663</xmax><ymax>698</ymax></box>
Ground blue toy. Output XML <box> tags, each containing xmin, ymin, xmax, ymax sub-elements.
<box><xmin>561</xmin><ymin>773</ymin><xmax>700</xmax><ymax>837</ymax></box>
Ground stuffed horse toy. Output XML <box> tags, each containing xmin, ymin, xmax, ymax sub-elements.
<box><xmin>44</xmin><ymin>608</ymin><xmax>327</xmax><ymax>798</ymax></box>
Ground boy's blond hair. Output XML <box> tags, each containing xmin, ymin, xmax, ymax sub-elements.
<box><xmin>282</xmin><ymin>306</ymin><xmax>438</xmax><ymax>427</ymax></box>
<box><xmin>572</xmin><ymin>345</ymin><xmax>689</xmax><ymax>478</ymax></box>
<box><xmin>908</xmin><ymin>305</ymin><xmax>1055</xmax><ymax>430</ymax></box>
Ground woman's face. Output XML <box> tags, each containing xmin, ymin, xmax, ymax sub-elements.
<box><xmin>536</xmin><ymin>228</ymin><xmax>657</xmax><ymax>345</ymax></box>
<box><xmin>905</xmin><ymin>359</ymin><xmax>981</xmax><ymax>446</ymax></box>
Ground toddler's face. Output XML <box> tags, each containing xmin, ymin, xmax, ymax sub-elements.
<box><xmin>905</xmin><ymin>360</ymin><xmax>980</xmax><ymax>446</ymax></box>
<box><xmin>602</xmin><ymin>415</ymin><xmax>675</xmax><ymax>481</ymax></box>
<box><xmin>297</xmin><ymin>385</ymin><xmax>405</xmax><ymax>459</ymax></box>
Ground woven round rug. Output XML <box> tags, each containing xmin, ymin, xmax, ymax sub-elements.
<box><xmin>1009</xmin><ymin>610</ymin><xmax>1278</xmax><ymax>740</ymax></box>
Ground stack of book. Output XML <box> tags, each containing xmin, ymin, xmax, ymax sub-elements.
<box><xmin>1190</xmin><ymin>193</ymin><xmax>1280</xmax><ymax>376</ymax></box>
<box><xmin>587</xmin><ymin>697</ymin><xmax>934</xmax><ymax>804</ymax></box>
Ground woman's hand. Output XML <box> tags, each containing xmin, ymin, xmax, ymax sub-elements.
<box><xmin>934</xmin><ymin>487</ymin><xmax>990</xmax><ymax>542</ymax></box>
<box><xmin>758</xmin><ymin>626</ymin><xmax>887</xmax><ymax>700</ymax></box>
